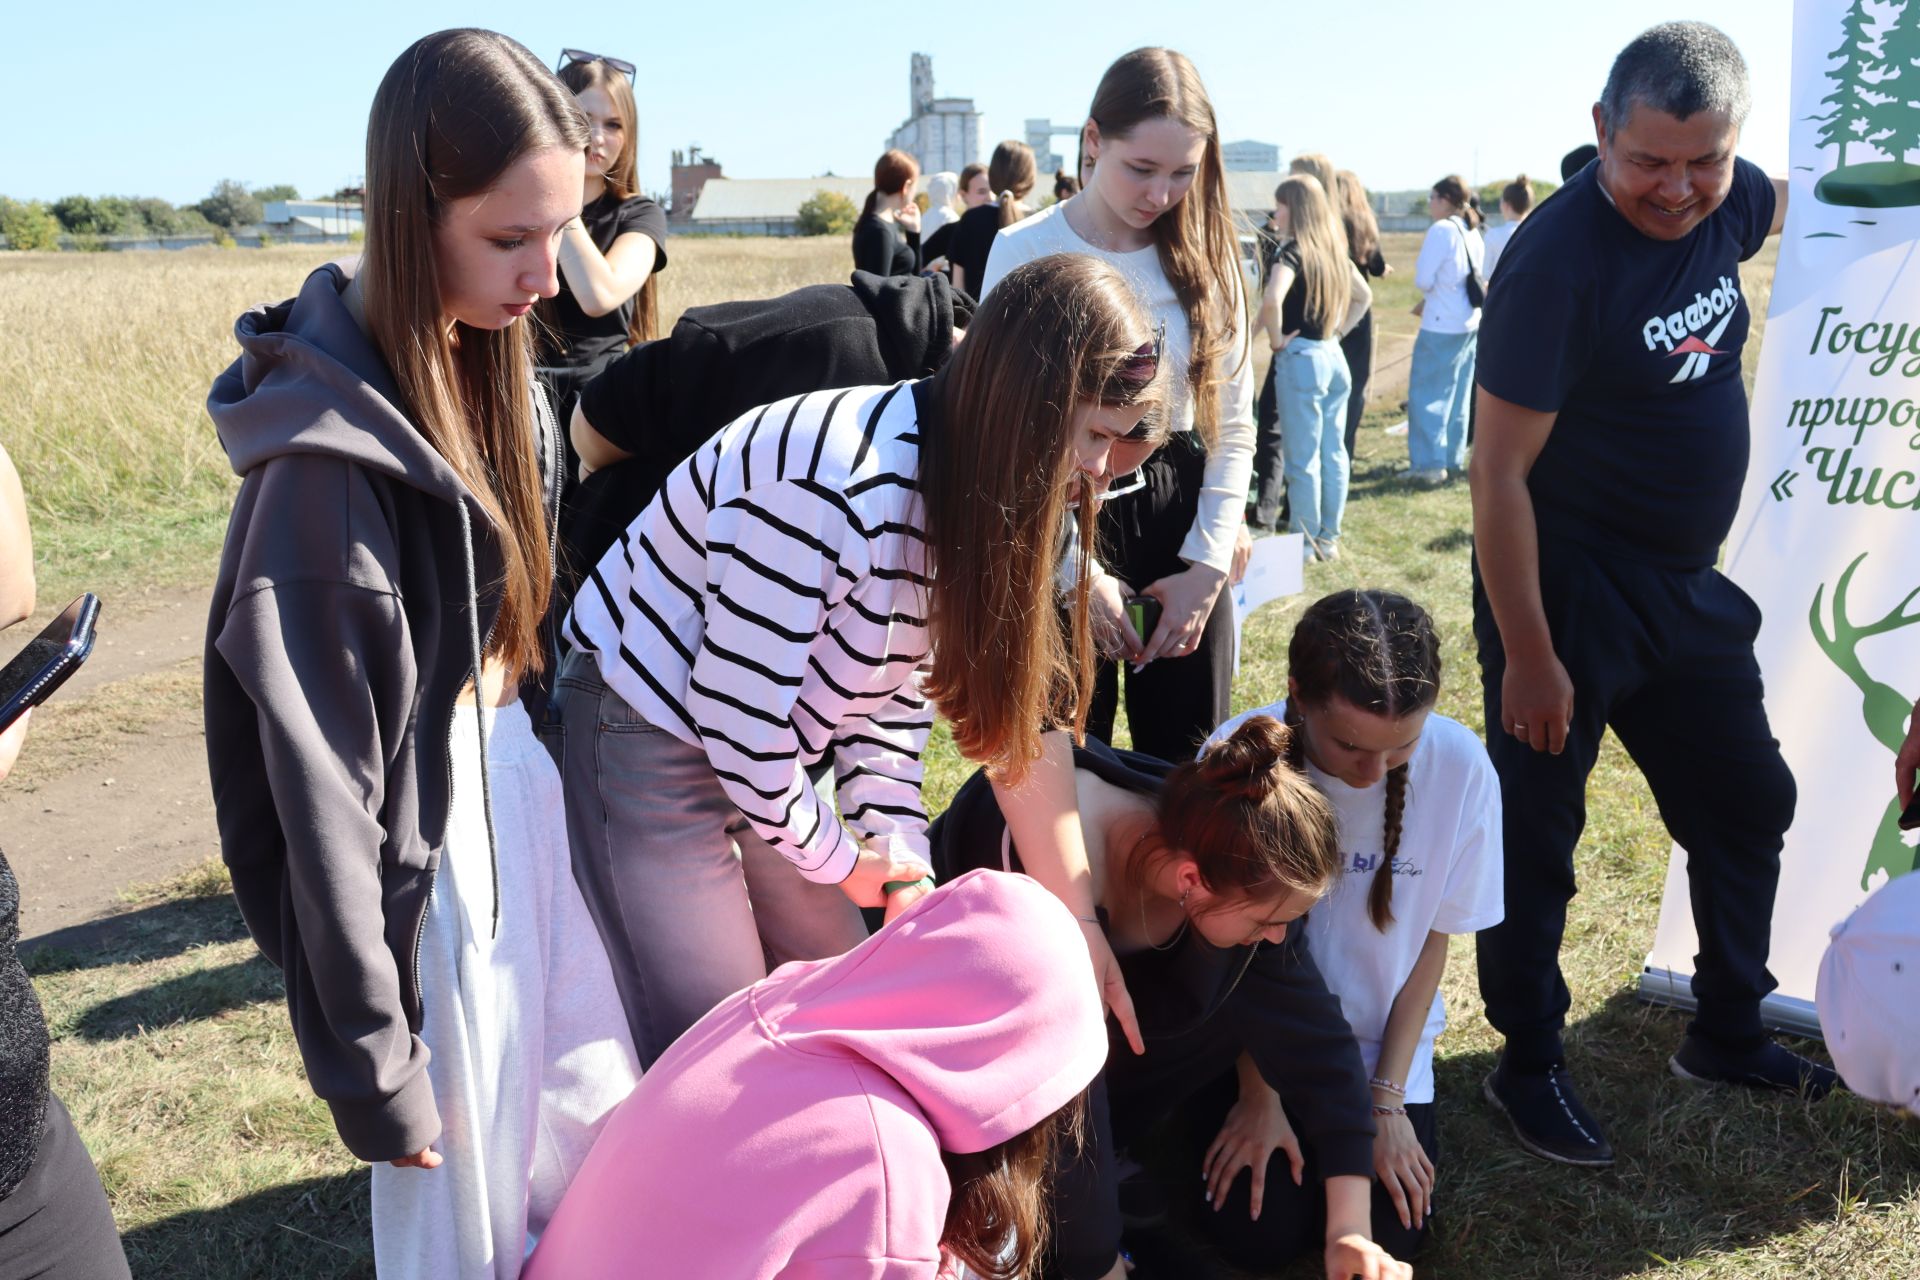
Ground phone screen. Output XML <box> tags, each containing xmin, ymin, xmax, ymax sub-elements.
<box><xmin>0</xmin><ymin>595</ymin><xmax>98</xmax><ymax>730</ymax></box>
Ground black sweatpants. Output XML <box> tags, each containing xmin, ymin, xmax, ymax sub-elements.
<box><xmin>1177</xmin><ymin>1073</ymin><xmax>1435</xmax><ymax>1267</ymax></box>
<box><xmin>0</xmin><ymin>1096</ymin><xmax>130</xmax><ymax>1280</ymax></box>
<box><xmin>1088</xmin><ymin>432</ymin><xmax>1236</xmax><ymax>765</ymax></box>
<box><xmin>1472</xmin><ymin>539</ymin><xmax>1795</xmax><ymax>1069</ymax></box>
<box><xmin>1341</xmin><ymin>308</ymin><xmax>1375</xmax><ymax>459</ymax></box>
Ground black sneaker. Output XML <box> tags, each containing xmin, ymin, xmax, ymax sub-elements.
<box><xmin>1483</xmin><ymin>1058</ymin><xmax>1615</xmax><ymax>1168</ymax></box>
<box><xmin>1669</xmin><ymin>1034</ymin><xmax>1842</xmax><ymax>1099</ymax></box>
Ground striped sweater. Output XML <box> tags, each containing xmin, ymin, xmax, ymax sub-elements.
<box><xmin>565</xmin><ymin>382</ymin><xmax>934</xmax><ymax>886</ymax></box>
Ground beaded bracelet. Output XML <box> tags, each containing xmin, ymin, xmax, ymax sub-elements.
<box><xmin>1368</xmin><ymin>1076</ymin><xmax>1407</xmax><ymax>1097</ymax></box>
<box><xmin>1371</xmin><ymin>1103</ymin><xmax>1409</xmax><ymax>1117</ymax></box>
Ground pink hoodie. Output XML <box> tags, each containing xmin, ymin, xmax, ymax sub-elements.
<box><xmin>522</xmin><ymin>869</ymin><xmax>1108</xmax><ymax>1279</ymax></box>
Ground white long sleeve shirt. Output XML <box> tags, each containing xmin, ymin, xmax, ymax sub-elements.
<box><xmin>978</xmin><ymin>201</ymin><xmax>1255</xmax><ymax>575</ymax></box>
<box><xmin>1414</xmin><ymin>217</ymin><xmax>1483</xmax><ymax>335</ymax></box>
<box><xmin>565</xmin><ymin>383</ymin><xmax>935</xmax><ymax>886</ymax></box>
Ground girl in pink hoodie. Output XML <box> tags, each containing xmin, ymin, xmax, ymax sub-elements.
<box><xmin>521</xmin><ymin>869</ymin><xmax>1109</xmax><ymax>1279</ymax></box>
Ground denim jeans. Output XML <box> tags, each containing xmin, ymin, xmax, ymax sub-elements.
<box><xmin>1407</xmin><ymin>327</ymin><xmax>1478</xmax><ymax>473</ymax></box>
<box><xmin>1275</xmin><ymin>337</ymin><xmax>1352</xmax><ymax>545</ymax></box>
<box><xmin>544</xmin><ymin>651</ymin><xmax>869</xmax><ymax>1067</ymax></box>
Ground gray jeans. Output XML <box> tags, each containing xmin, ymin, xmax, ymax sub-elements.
<box><xmin>543</xmin><ymin>651</ymin><xmax>869</xmax><ymax>1066</ymax></box>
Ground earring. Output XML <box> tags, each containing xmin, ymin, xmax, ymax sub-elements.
<box><xmin>1180</xmin><ymin>887</ymin><xmax>1191</xmax><ymax>910</ymax></box>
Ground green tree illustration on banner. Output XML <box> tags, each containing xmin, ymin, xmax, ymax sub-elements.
<box><xmin>1818</xmin><ymin>0</ymin><xmax>1920</xmax><ymax>205</ymax></box>
<box><xmin>1809</xmin><ymin>553</ymin><xmax>1920</xmax><ymax>888</ymax></box>
<box><xmin>1874</xmin><ymin>0</ymin><xmax>1920</xmax><ymax>154</ymax></box>
<box><xmin>1818</xmin><ymin>0</ymin><xmax>1883</xmax><ymax>166</ymax></box>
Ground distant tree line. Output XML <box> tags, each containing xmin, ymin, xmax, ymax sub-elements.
<box><xmin>0</xmin><ymin>180</ymin><xmax>355</xmax><ymax>250</ymax></box>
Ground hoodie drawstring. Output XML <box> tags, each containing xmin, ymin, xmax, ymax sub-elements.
<box><xmin>457</xmin><ymin>499</ymin><xmax>503</xmax><ymax>939</ymax></box>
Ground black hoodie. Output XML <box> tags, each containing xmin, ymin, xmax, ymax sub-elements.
<box><xmin>559</xmin><ymin>270</ymin><xmax>966</xmax><ymax>599</ymax></box>
<box><xmin>203</xmin><ymin>263</ymin><xmax>558</xmax><ymax>1162</ymax></box>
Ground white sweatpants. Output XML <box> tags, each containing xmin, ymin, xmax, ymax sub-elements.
<box><xmin>371</xmin><ymin>699</ymin><xmax>640</xmax><ymax>1279</ymax></box>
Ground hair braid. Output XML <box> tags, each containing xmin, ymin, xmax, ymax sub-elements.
<box><xmin>1370</xmin><ymin>763</ymin><xmax>1407</xmax><ymax>931</ymax></box>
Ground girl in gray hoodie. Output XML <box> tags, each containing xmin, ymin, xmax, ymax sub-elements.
<box><xmin>202</xmin><ymin>30</ymin><xmax>636</xmax><ymax>1279</ymax></box>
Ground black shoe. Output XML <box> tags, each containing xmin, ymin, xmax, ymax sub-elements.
<box><xmin>1669</xmin><ymin>1034</ymin><xmax>1842</xmax><ymax>1099</ymax></box>
<box><xmin>1483</xmin><ymin>1058</ymin><xmax>1615</xmax><ymax>1168</ymax></box>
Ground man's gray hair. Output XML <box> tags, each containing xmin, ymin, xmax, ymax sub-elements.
<box><xmin>1600</xmin><ymin>21</ymin><xmax>1752</xmax><ymax>136</ymax></box>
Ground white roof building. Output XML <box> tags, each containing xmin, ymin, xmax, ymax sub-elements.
<box><xmin>263</xmin><ymin>200</ymin><xmax>362</xmax><ymax>237</ymax></box>
<box><xmin>684</xmin><ymin>176</ymin><xmax>878</xmax><ymax>236</ymax></box>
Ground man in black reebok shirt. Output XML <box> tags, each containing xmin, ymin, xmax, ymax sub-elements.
<box><xmin>1470</xmin><ymin>21</ymin><xmax>1839</xmax><ymax>1169</ymax></box>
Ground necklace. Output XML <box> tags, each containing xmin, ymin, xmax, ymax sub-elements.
<box><xmin>1127</xmin><ymin>824</ymin><xmax>1190</xmax><ymax>952</ymax></box>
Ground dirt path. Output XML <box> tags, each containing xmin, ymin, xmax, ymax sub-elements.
<box><xmin>4</xmin><ymin>586</ymin><xmax>216</xmax><ymax>943</ymax></box>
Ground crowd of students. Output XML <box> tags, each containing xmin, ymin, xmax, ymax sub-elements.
<box><xmin>4</xmin><ymin>17</ymin><xmax>1914</xmax><ymax>1280</ymax></box>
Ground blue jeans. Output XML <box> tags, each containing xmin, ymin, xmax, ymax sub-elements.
<box><xmin>1275</xmin><ymin>337</ymin><xmax>1352</xmax><ymax>545</ymax></box>
<box><xmin>1408</xmin><ymin>327</ymin><xmax>1478</xmax><ymax>472</ymax></box>
<box><xmin>544</xmin><ymin>651</ymin><xmax>868</xmax><ymax>1066</ymax></box>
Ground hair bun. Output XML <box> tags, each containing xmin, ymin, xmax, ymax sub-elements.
<box><xmin>1199</xmin><ymin>715</ymin><xmax>1293</xmax><ymax>802</ymax></box>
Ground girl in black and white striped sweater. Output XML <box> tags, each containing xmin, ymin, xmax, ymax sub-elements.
<box><xmin>552</xmin><ymin>252</ymin><xmax>1170</xmax><ymax>1065</ymax></box>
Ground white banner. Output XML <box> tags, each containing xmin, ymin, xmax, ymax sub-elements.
<box><xmin>1641</xmin><ymin>0</ymin><xmax>1920</xmax><ymax>1034</ymax></box>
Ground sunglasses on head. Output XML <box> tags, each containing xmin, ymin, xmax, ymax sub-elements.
<box><xmin>1118</xmin><ymin>318</ymin><xmax>1165</xmax><ymax>381</ymax></box>
<box><xmin>558</xmin><ymin>48</ymin><xmax>636</xmax><ymax>81</ymax></box>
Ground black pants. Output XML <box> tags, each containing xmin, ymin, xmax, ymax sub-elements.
<box><xmin>0</xmin><ymin>1096</ymin><xmax>130</xmax><ymax>1280</ymax></box>
<box><xmin>1472</xmin><ymin>540</ymin><xmax>1794</xmax><ymax>1069</ymax></box>
<box><xmin>1179</xmin><ymin>1073</ymin><xmax>1434</xmax><ymax>1268</ymax></box>
<box><xmin>1250</xmin><ymin>362</ymin><xmax>1284</xmax><ymax>529</ymax></box>
<box><xmin>1341</xmin><ymin>308</ymin><xmax>1375</xmax><ymax>459</ymax></box>
<box><xmin>1088</xmin><ymin>434</ymin><xmax>1236</xmax><ymax>765</ymax></box>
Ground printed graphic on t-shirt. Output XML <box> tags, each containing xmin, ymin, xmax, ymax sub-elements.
<box><xmin>1641</xmin><ymin>275</ymin><xmax>1744</xmax><ymax>382</ymax></box>
<box><xmin>1343</xmin><ymin>850</ymin><xmax>1425</xmax><ymax>878</ymax></box>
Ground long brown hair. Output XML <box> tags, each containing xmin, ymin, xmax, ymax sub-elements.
<box><xmin>361</xmin><ymin>29</ymin><xmax>585</xmax><ymax>677</ymax></box>
<box><xmin>1432</xmin><ymin>173</ymin><xmax>1484</xmax><ymax>230</ymax></box>
<box><xmin>864</xmin><ymin>148</ymin><xmax>918</xmax><ymax>217</ymax></box>
<box><xmin>1335</xmin><ymin>170</ymin><xmax>1382</xmax><ymax>271</ymax></box>
<box><xmin>988</xmin><ymin>139</ymin><xmax>1038</xmax><ymax>228</ymax></box>
<box><xmin>556</xmin><ymin>57</ymin><xmax>658</xmax><ymax>344</ymax></box>
<box><xmin>940</xmin><ymin>1092</ymin><xmax>1087</xmax><ymax>1279</ymax></box>
<box><xmin>920</xmin><ymin>253</ymin><xmax>1167</xmax><ymax>783</ymax></box>
<box><xmin>1289</xmin><ymin>151</ymin><xmax>1337</xmax><ymax>199</ymax></box>
<box><xmin>1273</xmin><ymin>175</ymin><xmax>1348</xmax><ymax>337</ymax></box>
<box><xmin>1081</xmin><ymin>48</ymin><xmax>1244</xmax><ymax>446</ymax></box>
<box><xmin>1113</xmin><ymin>715</ymin><xmax>1343</xmax><ymax>929</ymax></box>
<box><xmin>1284</xmin><ymin>590</ymin><xmax>1443</xmax><ymax>931</ymax></box>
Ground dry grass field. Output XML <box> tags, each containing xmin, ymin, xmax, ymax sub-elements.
<box><xmin>3</xmin><ymin>231</ymin><xmax>1915</xmax><ymax>1280</ymax></box>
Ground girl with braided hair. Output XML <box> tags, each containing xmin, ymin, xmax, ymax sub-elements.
<box><xmin>1198</xmin><ymin>589</ymin><xmax>1503</xmax><ymax>1264</ymax></box>
<box><xmin>928</xmin><ymin>717</ymin><xmax>1410</xmax><ymax>1280</ymax></box>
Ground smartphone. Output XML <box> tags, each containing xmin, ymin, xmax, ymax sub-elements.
<box><xmin>0</xmin><ymin>594</ymin><xmax>101</xmax><ymax>733</ymax></box>
<box><xmin>1900</xmin><ymin>793</ymin><xmax>1920</xmax><ymax>832</ymax></box>
<box><xmin>1124</xmin><ymin>595</ymin><xmax>1163</xmax><ymax>643</ymax></box>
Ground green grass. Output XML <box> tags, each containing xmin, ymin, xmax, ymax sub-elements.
<box><xmin>17</xmin><ymin>236</ymin><xmax>1916</xmax><ymax>1279</ymax></box>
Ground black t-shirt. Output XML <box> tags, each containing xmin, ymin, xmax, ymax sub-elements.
<box><xmin>542</xmin><ymin>193</ymin><xmax>669</xmax><ymax>368</ymax></box>
<box><xmin>947</xmin><ymin>204</ymin><xmax>1002</xmax><ymax>299</ymax></box>
<box><xmin>851</xmin><ymin>213</ymin><xmax>921</xmax><ymax>278</ymax></box>
<box><xmin>1271</xmin><ymin>241</ymin><xmax>1332</xmax><ymax>342</ymax></box>
<box><xmin>1476</xmin><ymin>157</ymin><xmax>1775</xmax><ymax>568</ymax></box>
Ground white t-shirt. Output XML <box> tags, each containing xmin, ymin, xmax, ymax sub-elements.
<box><xmin>1482</xmin><ymin>219</ymin><xmax>1520</xmax><ymax>280</ymax></box>
<box><xmin>1208</xmin><ymin>704</ymin><xmax>1504</xmax><ymax>1102</ymax></box>
<box><xmin>978</xmin><ymin>199</ymin><xmax>1256</xmax><ymax>576</ymax></box>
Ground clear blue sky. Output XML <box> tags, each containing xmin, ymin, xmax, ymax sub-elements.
<box><xmin>0</xmin><ymin>0</ymin><xmax>1792</xmax><ymax>207</ymax></box>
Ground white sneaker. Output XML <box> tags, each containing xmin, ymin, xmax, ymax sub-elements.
<box><xmin>1407</xmin><ymin>468</ymin><xmax>1448</xmax><ymax>486</ymax></box>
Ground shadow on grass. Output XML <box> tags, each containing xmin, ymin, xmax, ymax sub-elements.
<box><xmin>122</xmin><ymin>1170</ymin><xmax>372</xmax><ymax>1280</ymax></box>
<box><xmin>1407</xmin><ymin>989</ymin><xmax>1920</xmax><ymax>1280</ymax></box>
<box><xmin>1173</xmin><ymin>986</ymin><xmax>1919</xmax><ymax>1280</ymax></box>
<box><xmin>70</xmin><ymin>954</ymin><xmax>280</xmax><ymax>1040</ymax></box>
<box><xmin>22</xmin><ymin>888</ymin><xmax>249</xmax><ymax>975</ymax></box>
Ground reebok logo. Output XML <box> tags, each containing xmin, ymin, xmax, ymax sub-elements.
<box><xmin>1641</xmin><ymin>276</ymin><xmax>1743</xmax><ymax>383</ymax></box>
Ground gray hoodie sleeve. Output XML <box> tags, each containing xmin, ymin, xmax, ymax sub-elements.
<box><xmin>213</xmin><ymin>578</ymin><xmax>439</xmax><ymax>1161</ymax></box>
